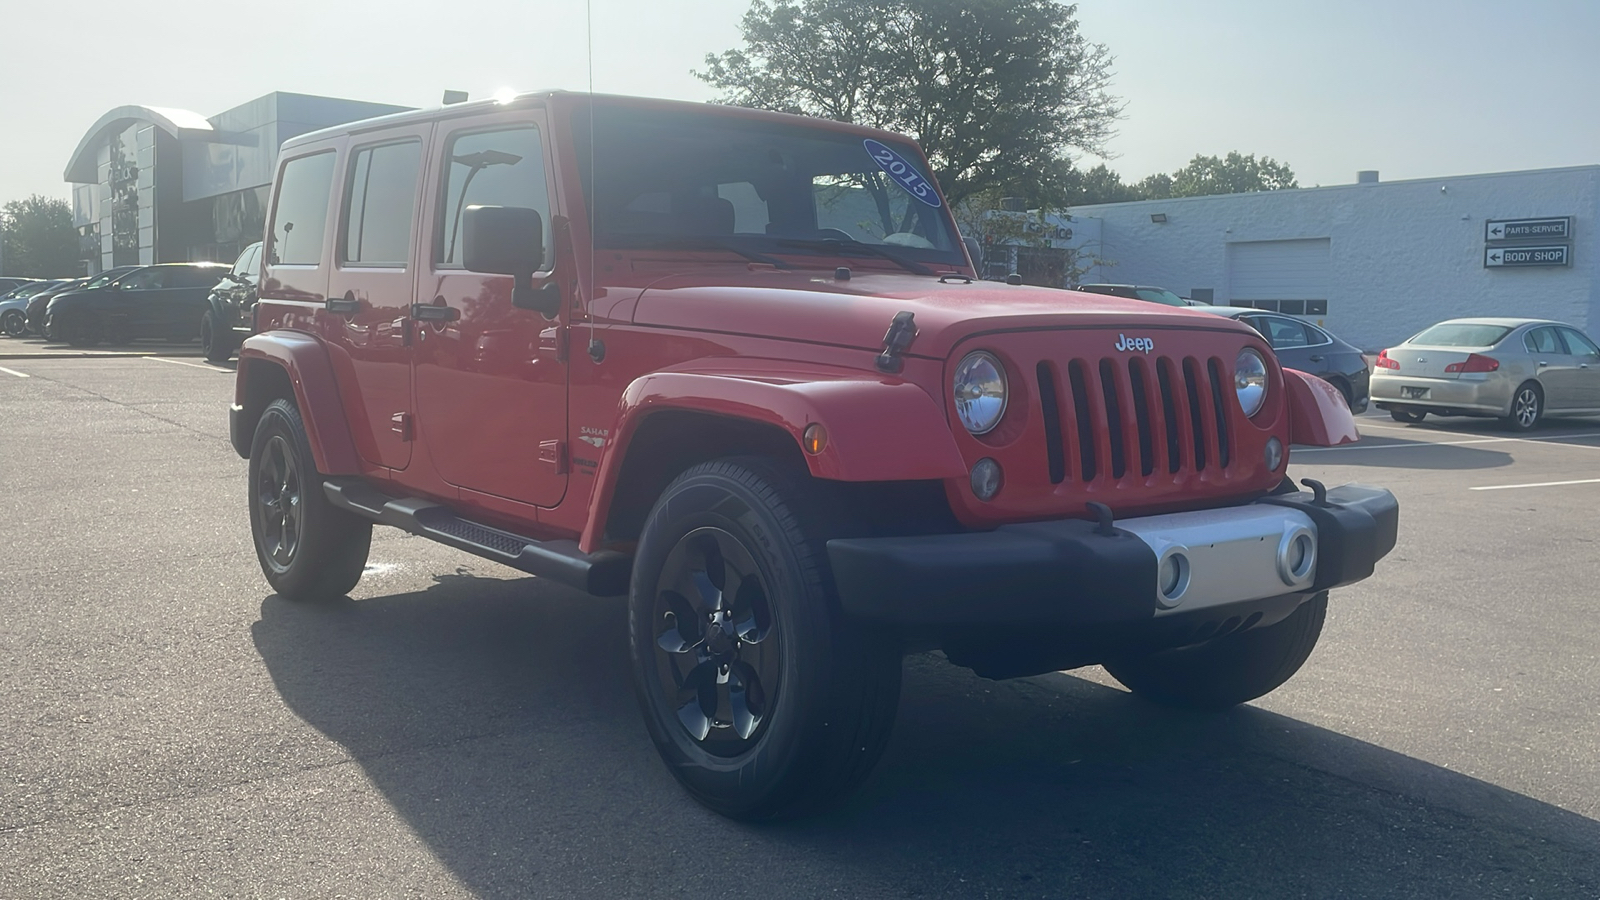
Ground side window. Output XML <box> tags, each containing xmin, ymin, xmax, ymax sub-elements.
<box><xmin>177</xmin><ymin>267</ymin><xmax>224</xmax><ymax>288</ymax></box>
<box><xmin>342</xmin><ymin>141</ymin><xmax>422</xmax><ymax>266</ymax></box>
<box><xmin>1560</xmin><ymin>328</ymin><xmax>1600</xmax><ymax>358</ymax></box>
<box><xmin>269</xmin><ymin>152</ymin><xmax>337</xmax><ymax>265</ymax></box>
<box><xmin>436</xmin><ymin>126</ymin><xmax>551</xmax><ymax>268</ymax></box>
<box><xmin>1264</xmin><ymin>317</ymin><xmax>1310</xmax><ymax>349</ymax></box>
<box><xmin>119</xmin><ymin>268</ymin><xmax>164</xmax><ymax>290</ymax></box>
<box><xmin>1525</xmin><ymin>327</ymin><xmax>1563</xmax><ymax>355</ymax></box>
<box><xmin>232</xmin><ymin>244</ymin><xmax>258</xmax><ymax>278</ymax></box>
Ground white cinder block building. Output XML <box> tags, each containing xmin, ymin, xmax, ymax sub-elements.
<box><xmin>1065</xmin><ymin>166</ymin><xmax>1600</xmax><ymax>351</ymax></box>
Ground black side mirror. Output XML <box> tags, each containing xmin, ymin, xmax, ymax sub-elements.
<box><xmin>462</xmin><ymin>205</ymin><xmax>559</xmax><ymax>318</ymax></box>
<box><xmin>961</xmin><ymin>235</ymin><xmax>983</xmax><ymax>270</ymax></box>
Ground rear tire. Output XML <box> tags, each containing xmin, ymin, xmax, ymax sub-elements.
<box><xmin>628</xmin><ymin>457</ymin><xmax>901</xmax><ymax>821</ymax></box>
<box><xmin>248</xmin><ymin>399</ymin><xmax>371</xmax><ymax>601</ymax></box>
<box><xmin>1</xmin><ymin>310</ymin><xmax>24</xmax><ymax>337</ymax></box>
<box><xmin>1105</xmin><ymin>592</ymin><xmax>1328</xmax><ymax>710</ymax></box>
<box><xmin>1389</xmin><ymin>409</ymin><xmax>1426</xmax><ymax>423</ymax></box>
<box><xmin>1503</xmin><ymin>382</ymin><xmax>1543</xmax><ymax>432</ymax></box>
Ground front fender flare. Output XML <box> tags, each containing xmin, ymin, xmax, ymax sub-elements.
<box><xmin>235</xmin><ymin>331</ymin><xmax>361</xmax><ymax>474</ymax></box>
<box><xmin>581</xmin><ymin>363</ymin><xmax>968</xmax><ymax>551</ymax></box>
<box><xmin>1284</xmin><ymin>368</ymin><xmax>1359</xmax><ymax>446</ymax></box>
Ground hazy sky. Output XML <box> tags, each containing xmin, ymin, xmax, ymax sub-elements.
<box><xmin>2</xmin><ymin>0</ymin><xmax>1597</xmax><ymax>206</ymax></box>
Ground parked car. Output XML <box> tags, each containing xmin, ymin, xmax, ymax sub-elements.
<box><xmin>1195</xmin><ymin>307</ymin><xmax>1370</xmax><ymax>412</ymax></box>
<box><xmin>47</xmin><ymin>263</ymin><xmax>227</xmax><ymax>347</ymax></box>
<box><xmin>230</xmin><ymin>91</ymin><xmax>1397</xmax><ymax>820</ymax></box>
<box><xmin>0</xmin><ymin>277</ymin><xmax>44</xmax><ymax>296</ymax></box>
<box><xmin>201</xmin><ymin>242</ymin><xmax>261</xmax><ymax>362</ymax></box>
<box><xmin>0</xmin><ymin>280</ymin><xmax>68</xmax><ymax>336</ymax></box>
<box><xmin>1076</xmin><ymin>283</ymin><xmax>1190</xmax><ymax>307</ymax></box>
<box><xmin>26</xmin><ymin>276</ymin><xmax>96</xmax><ymax>336</ymax></box>
<box><xmin>1372</xmin><ymin>317</ymin><xmax>1600</xmax><ymax>431</ymax></box>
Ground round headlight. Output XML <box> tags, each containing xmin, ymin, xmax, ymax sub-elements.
<box><xmin>1234</xmin><ymin>348</ymin><xmax>1268</xmax><ymax>417</ymax></box>
<box><xmin>953</xmin><ymin>351</ymin><xmax>1008</xmax><ymax>435</ymax></box>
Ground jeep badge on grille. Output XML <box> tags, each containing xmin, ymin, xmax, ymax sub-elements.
<box><xmin>1115</xmin><ymin>334</ymin><xmax>1154</xmax><ymax>354</ymax></box>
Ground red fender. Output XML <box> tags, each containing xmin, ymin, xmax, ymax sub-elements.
<box><xmin>236</xmin><ymin>331</ymin><xmax>362</xmax><ymax>474</ymax></box>
<box><xmin>1284</xmin><ymin>368</ymin><xmax>1360</xmax><ymax>446</ymax></box>
<box><xmin>581</xmin><ymin>360</ymin><xmax>967</xmax><ymax>550</ymax></box>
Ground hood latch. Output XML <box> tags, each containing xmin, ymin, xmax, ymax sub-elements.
<box><xmin>875</xmin><ymin>311</ymin><xmax>918</xmax><ymax>374</ymax></box>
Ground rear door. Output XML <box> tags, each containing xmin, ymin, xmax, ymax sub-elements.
<box><xmin>1556</xmin><ymin>327</ymin><xmax>1600</xmax><ymax>409</ymax></box>
<box><xmin>1525</xmin><ymin>326</ymin><xmax>1582</xmax><ymax>410</ymax></box>
<box><xmin>324</xmin><ymin>129</ymin><xmax>431</xmax><ymax>472</ymax></box>
<box><xmin>108</xmin><ymin>266</ymin><xmax>168</xmax><ymax>337</ymax></box>
<box><xmin>412</xmin><ymin>109</ymin><xmax>568</xmax><ymax>507</ymax></box>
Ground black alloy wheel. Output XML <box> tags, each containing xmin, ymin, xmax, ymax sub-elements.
<box><xmin>248</xmin><ymin>398</ymin><xmax>371</xmax><ymax>601</ymax></box>
<box><xmin>651</xmin><ymin>526</ymin><xmax>781</xmax><ymax>754</ymax></box>
<box><xmin>628</xmin><ymin>457</ymin><xmax>901</xmax><ymax>821</ymax></box>
<box><xmin>1</xmin><ymin>309</ymin><xmax>25</xmax><ymax>337</ymax></box>
<box><xmin>1505</xmin><ymin>382</ymin><xmax>1543</xmax><ymax>432</ymax></box>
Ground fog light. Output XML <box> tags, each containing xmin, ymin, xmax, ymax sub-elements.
<box><xmin>1264</xmin><ymin>437</ymin><xmax>1284</xmax><ymax>471</ymax></box>
<box><xmin>1156</xmin><ymin>550</ymin><xmax>1191</xmax><ymax>609</ymax></box>
<box><xmin>970</xmin><ymin>458</ymin><xmax>1002</xmax><ymax>501</ymax></box>
<box><xmin>1276</xmin><ymin>526</ymin><xmax>1317</xmax><ymax>586</ymax></box>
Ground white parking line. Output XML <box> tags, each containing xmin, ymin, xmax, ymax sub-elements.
<box><xmin>1470</xmin><ymin>477</ymin><xmax>1600</xmax><ymax>492</ymax></box>
<box><xmin>146</xmin><ymin>357</ymin><xmax>227</xmax><ymax>371</ymax></box>
<box><xmin>1295</xmin><ymin>432</ymin><xmax>1600</xmax><ymax>453</ymax></box>
<box><xmin>0</xmin><ymin>365</ymin><xmax>29</xmax><ymax>378</ymax></box>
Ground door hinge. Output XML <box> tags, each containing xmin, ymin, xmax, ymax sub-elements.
<box><xmin>539</xmin><ymin>439</ymin><xmax>567</xmax><ymax>474</ymax></box>
<box><xmin>539</xmin><ymin>323</ymin><xmax>568</xmax><ymax>362</ymax></box>
<box><xmin>391</xmin><ymin>412</ymin><xmax>414</xmax><ymax>441</ymax></box>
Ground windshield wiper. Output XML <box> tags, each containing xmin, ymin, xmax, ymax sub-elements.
<box><xmin>614</xmin><ymin>235</ymin><xmax>791</xmax><ymax>269</ymax></box>
<box><xmin>774</xmin><ymin>238</ymin><xmax>933</xmax><ymax>276</ymax></box>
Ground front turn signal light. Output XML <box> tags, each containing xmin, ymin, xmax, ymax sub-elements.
<box><xmin>803</xmin><ymin>423</ymin><xmax>828</xmax><ymax>455</ymax></box>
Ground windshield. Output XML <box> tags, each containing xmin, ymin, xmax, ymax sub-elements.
<box><xmin>1409</xmin><ymin>323</ymin><xmax>1513</xmax><ymax>347</ymax></box>
<box><xmin>1133</xmin><ymin>288</ymin><xmax>1187</xmax><ymax>307</ymax></box>
<box><xmin>576</xmin><ymin>105</ymin><xmax>963</xmax><ymax>269</ymax></box>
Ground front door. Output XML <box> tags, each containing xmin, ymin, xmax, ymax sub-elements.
<box><xmin>412</xmin><ymin>110</ymin><xmax>568</xmax><ymax>507</ymax></box>
<box><xmin>1525</xmin><ymin>326</ymin><xmax>1582</xmax><ymax>411</ymax></box>
<box><xmin>1557</xmin><ymin>327</ymin><xmax>1600</xmax><ymax>409</ymax></box>
<box><xmin>324</xmin><ymin>128</ymin><xmax>432</xmax><ymax>471</ymax></box>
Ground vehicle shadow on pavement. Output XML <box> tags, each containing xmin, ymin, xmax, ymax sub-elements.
<box><xmin>1291</xmin><ymin>437</ymin><xmax>1515</xmax><ymax>470</ymax></box>
<box><xmin>252</xmin><ymin>574</ymin><xmax>1600</xmax><ymax>899</ymax></box>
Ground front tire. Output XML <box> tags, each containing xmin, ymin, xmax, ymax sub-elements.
<box><xmin>1504</xmin><ymin>382</ymin><xmax>1543</xmax><ymax>432</ymax></box>
<box><xmin>200</xmin><ymin>310</ymin><xmax>232</xmax><ymax>362</ymax></box>
<box><xmin>1</xmin><ymin>309</ymin><xmax>24</xmax><ymax>337</ymax></box>
<box><xmin>1105</xmin><ymin>592</ymin><xmax>1328</xmax><ymax>710</ymax></box>
<box><xmin>628</xmin><ymin>457</ymin><xmax>901</xmax><ymax>821</ymax></box>
<box><xmin>248</xmin><ymin>398</ymin><xmax>371</xmax><ymax>601</ymax></box>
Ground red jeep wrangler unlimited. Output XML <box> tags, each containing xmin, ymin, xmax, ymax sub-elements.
<box><xmin>231</xmin><ymin>92</ymin><xmax>1397</xmax><ymax>820</ymax></box>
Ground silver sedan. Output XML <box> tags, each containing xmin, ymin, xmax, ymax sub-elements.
<box><xmin>1371</xmin><ymin>317</ymin><xmax>1600</xmax><ymax>431</ymax></box>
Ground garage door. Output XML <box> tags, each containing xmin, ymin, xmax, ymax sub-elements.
<box><xmin>1228</xmin><ymin>238</ymin><xmax>1330</xmax><ymax>315</ymax></box>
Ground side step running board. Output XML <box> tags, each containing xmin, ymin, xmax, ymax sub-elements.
<box><xmin>323</xmin><ymin>478</ymin><xmax>632</xmax><ymax>596</ymax></box>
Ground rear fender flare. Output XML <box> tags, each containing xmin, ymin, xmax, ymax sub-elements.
<box><xmin>1284</xmin><ymin>368</ymin><xmax>1359</xmax><ymax>446</ymax></box>
<box><xmin>581</xmin><ymin>365</ymin><xmax>968</xmax><ymax>551</ymax></box>
<box><xmin>235</xmin><ymin>331</ymin><xmax>361</xmax><ymax>474</ymax></box>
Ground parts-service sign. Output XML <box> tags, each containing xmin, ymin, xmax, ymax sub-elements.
<box><xmin>863</xmin><ymin>139</ymin><xmax>941</xmax><ymax>208</ymax></box>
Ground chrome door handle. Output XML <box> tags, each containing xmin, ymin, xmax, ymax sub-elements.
<box><xmin>1538</xmin><ymin>361</ymin><xmax>1549</xmax><ymax>367</ymax></box>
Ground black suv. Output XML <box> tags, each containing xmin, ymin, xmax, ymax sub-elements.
<box><xmin>200</xmin><ymin>242</ymin><xmax>261</xmax><ymax>362</ymax></box>
<box><xmin>47</xmin><ymin>263</ymin><xmax>227</xmax><ymax>347</ymax></box>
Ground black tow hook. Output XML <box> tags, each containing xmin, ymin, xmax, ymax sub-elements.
<box><xmin>1086</xmin><ymin>501</ymin><xmax>1117</xmax><ymax>536</ymax></box>
<box><xmin>1300</xmin><ymin>478</ymin><xmax>1331</xmax><ymax>507</ymax></box>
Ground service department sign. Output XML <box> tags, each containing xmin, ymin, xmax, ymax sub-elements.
<box><xmin>1485</xmin><ymin>245</ymin><xmax>1570</xmax><ymax>268</ymax></box>
<box><xmin>1485</xmin><ymin>217</ymin><xmax>1571</xmax><ymax>242</ymax></box>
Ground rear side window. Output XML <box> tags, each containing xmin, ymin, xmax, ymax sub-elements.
<box><xmin>343</xmin><ymin>141</ymin><xmax>422</xmax><ymax>266</ymax></box>
<box><xmin>1524</xmin><ymin>327</ymin><xmax>1565</xmax><ymax>355</ymax></box>
<box><xmin>1411</xmin><ymin>323</ymin><xmax>1513</xmax><ymax>348</ymax></box>
<box><xmin>118</xmin><ymin>268</ymin><xmax>165</xmax><ymax>290</ymax></box>
<box><xmin>176</xmin><ymin>267</ymin><xmax>224</xmax><ymax>288</ymax></box>
<box><xmin>436</xmin><ymin>126</ymin><xmax>551</xmax><ymax>268</ymax></box>
<box><xmin>269</xmin><ymin>152</ymin><xmax>337</xmax><ymax>265</ymax></box>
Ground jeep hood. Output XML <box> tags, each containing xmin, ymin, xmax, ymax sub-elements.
<box><xmin>627</xmin><ymin>270</ymin><xmax>1249</xmax><ymax>359</ymax></box>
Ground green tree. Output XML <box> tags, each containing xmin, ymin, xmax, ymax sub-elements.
<box><xmin>1169</xmin><ymin>152</ymin><xmax>1297</xmax><ymax>197</ymax></box>
<box><xmin>697</xmin><ymin>0</ymin><xmax>1123</xmax><ymax>209</ymax></box>
<box><xmin>1066</xmin><ymin>163</ymin><xmax>1143</xmax><ymax>205</ymax></box>
<box><xmin>1</xmin><ymin>195</ymin><xmax>79</xmax><ymax>278</ymax></box>
<box><xmin>1133</xmin><ymin>171</ymin><xmax>1175</xmax><ymax>200</ymax></box>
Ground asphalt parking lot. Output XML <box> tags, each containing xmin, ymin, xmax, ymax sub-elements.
<box><xmin>2</xmin><ymin>356</ymin><xmax>1597</xmax><ymax>899</ymax></box>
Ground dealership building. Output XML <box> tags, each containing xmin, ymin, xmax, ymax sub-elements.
<box><xmin>63</xmin><ymin>92</ymin><xmax>410</xmax><ymax>273</ymax></box>
<box><xmin>1041</xmin><ymin>165</ymin><xmax>1600</xmax><ymax>351</ymax></box>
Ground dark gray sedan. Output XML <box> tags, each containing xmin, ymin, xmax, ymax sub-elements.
<box><xmin>1195</xmin><ymin>307</ymin><xmax>1371</xmax><ymax>412</ymax></box>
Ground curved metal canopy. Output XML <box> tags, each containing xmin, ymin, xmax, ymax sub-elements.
<box><xmin>62</xmin><ymin>105</ymin><xmax>215</xmax><ymax>184</ymax></box>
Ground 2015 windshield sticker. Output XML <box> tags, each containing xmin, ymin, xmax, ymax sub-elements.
<box><xmin>863</xmin><ymin>139</ymin><xmax>941</xmax><ymax>208</ymax></box>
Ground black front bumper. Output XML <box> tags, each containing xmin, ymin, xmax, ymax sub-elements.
<box><xmin>826</xmin><ymin>484</ymin><xmax>1398</xmax><ymax>631</ymax></box>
